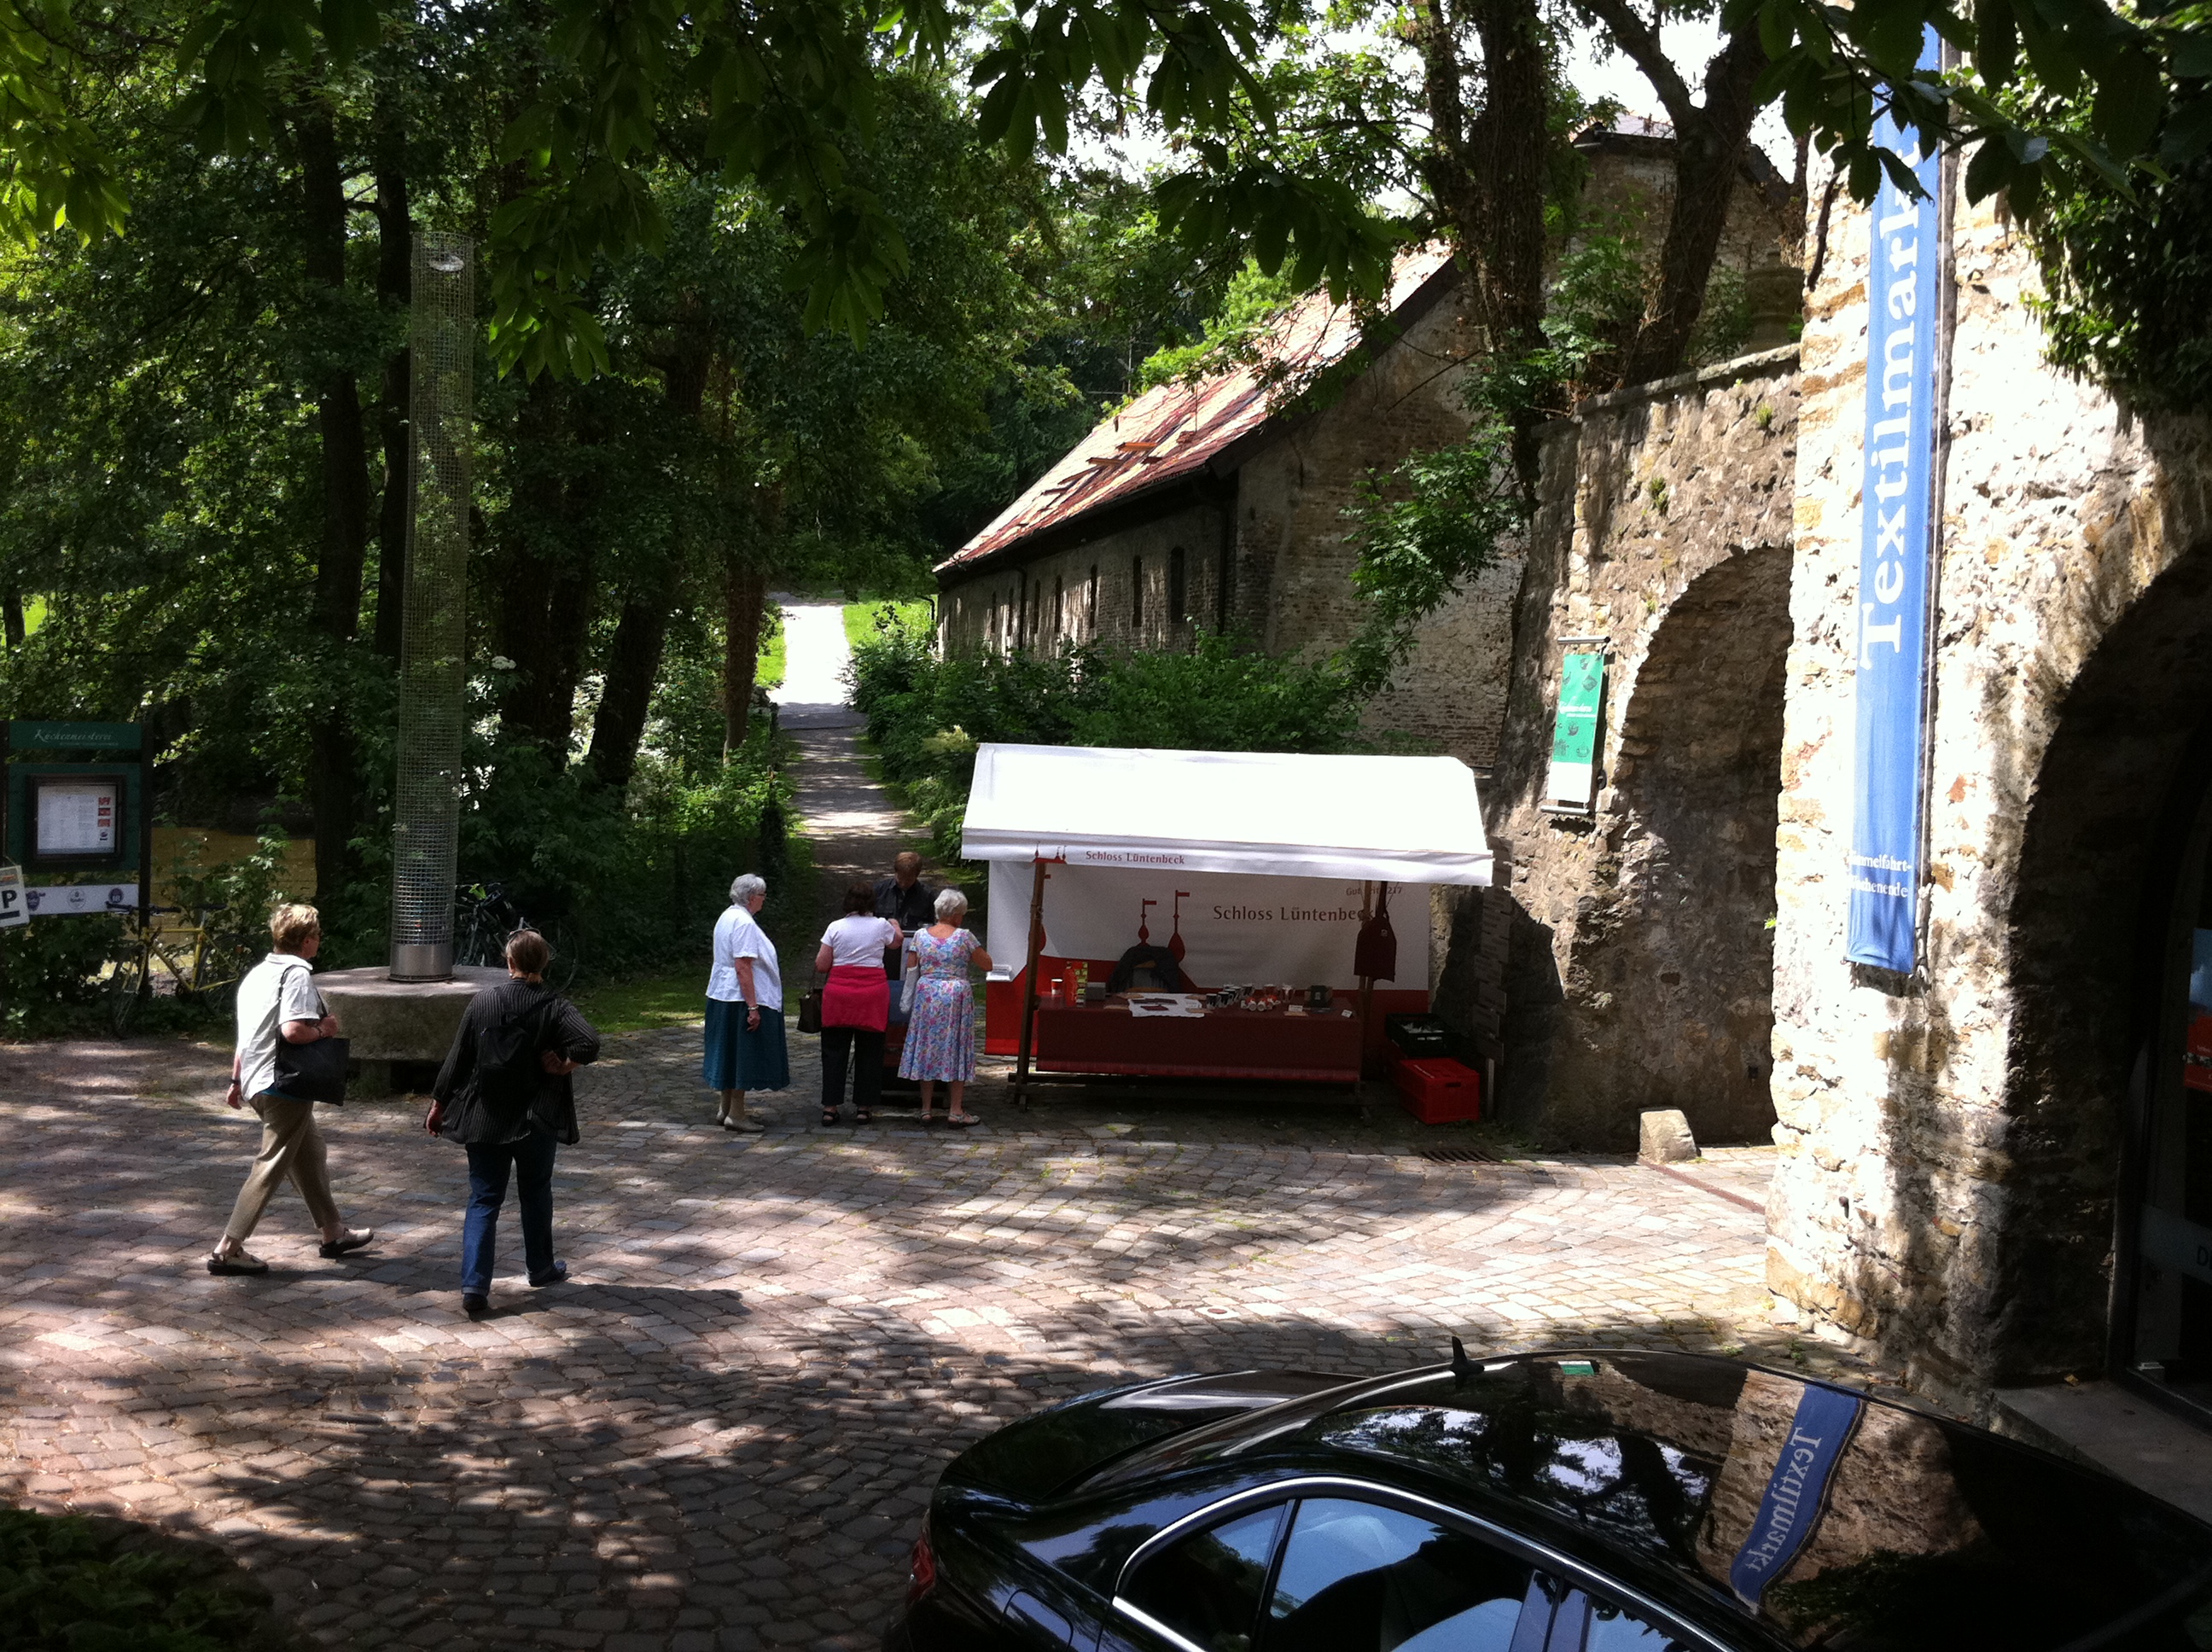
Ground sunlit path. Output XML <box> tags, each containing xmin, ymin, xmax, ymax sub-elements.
<box><xmin>770</xmin><ymin>602</ymin><xmax>855</xmax><ymax>718</ymax></box>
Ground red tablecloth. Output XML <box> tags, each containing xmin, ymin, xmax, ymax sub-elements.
<box><xmin>1032</xmin><ymin>1001</ymin><xmax>1361</xmax><ymax>1082</ymax></box>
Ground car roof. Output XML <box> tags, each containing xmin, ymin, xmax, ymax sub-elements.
<box><xmin>1091</xmin><ymin>1347</ymin><xmax>2212</xmax><ymax>1651</ymax></box>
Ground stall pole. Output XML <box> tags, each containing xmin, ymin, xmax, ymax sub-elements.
<box><xmin>1355</xmin><ymin>880</ymin><xmax>1378</xmax><ymax>1089</ymax></box>
<box><xmin>1011</xmin><ymin>857</ymin><xmax>1050</xmax><ymax>1110</ymax></box>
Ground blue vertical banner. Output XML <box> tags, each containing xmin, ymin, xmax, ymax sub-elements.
<box><xmin>1847</xmin><ymin>30</ymin><xmax>1947</xmax><ymax>972</ymax></box>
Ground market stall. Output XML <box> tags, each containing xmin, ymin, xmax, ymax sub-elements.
<box><xmin>960</xmin><ymin>743</ymin><xmax>1492</xmax><ymax>1097</ymax></box>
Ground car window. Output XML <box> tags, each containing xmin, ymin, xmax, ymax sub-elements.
<box><xmin>1265</xmin><ymin>1498</ymin><xmax>1538</xmax><ymax>1652</ymax></box>
<box><xmin>1544</xmin><ymin>1588</ymin><xmax>1692</xmax><ymax>1651</ymax></box>
<box><xmin>1121</xmin><ymin>1504</ymin><xmax>1288</xmax><ymax>1652</ymax></box>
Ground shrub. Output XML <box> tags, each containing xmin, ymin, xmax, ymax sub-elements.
<box><xmin>0</xmin><ymin>1505</ymin><xmax>288</xmax><ymax>1651</ymax></box>
<box><xmin>847</xmin><ymin>630</ymin><xmax>1363</xmax><ymax>859</ymax></box>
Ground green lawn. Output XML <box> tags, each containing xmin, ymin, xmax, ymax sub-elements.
<box><xmin>574</xmin><ymin>970</ymin><xmax>707</xmax><ymax>1035</ymax></box>
<box><xmin>758</xmin><ymin>608</ymin><xmax>786</xmax><ymax>689</ymax></box>
<box><xmin>841</xmin><ymin>598</ymin><xmax>932</xmax><ymax>649</ymax></box>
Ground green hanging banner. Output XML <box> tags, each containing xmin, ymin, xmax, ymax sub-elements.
<box><xmin>1545</xmin><ymin>651</ymin><xmax>1605</xmax><ymax>811</ymax></box>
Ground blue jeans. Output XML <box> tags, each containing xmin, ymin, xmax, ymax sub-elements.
<box><xmin>463</xmin><ymin>1130</ymin><xmax>557</xmax><ymax>1294</ymax></box>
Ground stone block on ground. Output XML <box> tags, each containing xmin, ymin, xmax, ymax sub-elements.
<box><xmin>1640</xmin><ymin>1108</ymin><xmax>1698</xmax><ymax>1163</ymax></box>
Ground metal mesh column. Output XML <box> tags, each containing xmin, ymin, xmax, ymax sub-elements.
<box><xmin>389</xmin><ymin>233</ymin><xmax>474</xmax><ymax>981</ymax></box>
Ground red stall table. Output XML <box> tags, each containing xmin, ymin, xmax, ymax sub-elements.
<box><xmin>1032</xmin><ymin>996</ymin><xmax>1363</xmax><ymax>1083</ymax></box>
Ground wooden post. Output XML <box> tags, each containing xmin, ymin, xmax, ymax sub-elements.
<box><xmin>1355</xmin><ymin>880</ymin><xmax>1378</xmax><ymax>1090</ymax></box>
<box><xmin>1011</xmin><ymin>858</ymin><xmax>1050</xmax><ymax>1110</ymax></box>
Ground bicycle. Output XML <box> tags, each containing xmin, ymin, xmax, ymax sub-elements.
<box><xmin>453</xmin><ymin>880</ymin><xmax>579</xmax><ymax>990</ymax></box>
<box><xmin>108</xmin><ymin>906</ymin><xmax>246</xmax><ymax>1037</ymax></box>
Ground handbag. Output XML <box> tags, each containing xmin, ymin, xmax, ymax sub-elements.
<box><xmin>797</xmin><ymin>986</ymin><xmax>823</xmax><ymax>1035</ymax></box>
<box><xmin>271</xmin><ymin>974</ymin><xmax>348</xmax><ymax>1102</ymax></box>
<box><xmin>274</xmin><ymin>1034</ymin><xmax>350</xmax><ymax>1103</ymax></box>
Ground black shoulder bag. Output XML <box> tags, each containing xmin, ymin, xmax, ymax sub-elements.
<box><xmin>273</xmin><ymin>979</ymin><xmax>349</xmax><ymax>1103</ymax></box>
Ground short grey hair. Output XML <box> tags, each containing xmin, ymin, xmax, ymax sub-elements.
<box><xmin>933</xmin><ymin>887</ymin><xmax>968</xmax><ymax>921</ymax></box>
<box><xmin>730</xmin><ymin>873</ymin><xmax>766</xmax><ymax>905</ymax></box>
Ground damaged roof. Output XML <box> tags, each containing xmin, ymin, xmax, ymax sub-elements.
<box><xmin>937</xmin><ymin>244</ymin><xmax>1459</xmax><ymax>578</ymax></box>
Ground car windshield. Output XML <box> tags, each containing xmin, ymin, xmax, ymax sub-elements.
<box><xmin>1284</xmin><ymin>1357</ymin><xmax>2212</xmax><ymax>1651</ymax></box>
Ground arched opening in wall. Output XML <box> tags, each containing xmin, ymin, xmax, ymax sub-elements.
<box><xmin>1554</xmin><ymin>541</ymin><xmax>1794</xmax><ymax>1148</ymax></box>
<box><xmin>1087</xmin><ymin>565</ymin><xmax>1099</xmax><ymax>637</ymax></box>
<box><xmin>2005</xmin><ymin>538</ymin><xmax>2212</xmax><ymax>1393</ymax></box>
<box><xmin>1169</xmin><ymin>546</ymin><xmax>1188</xmax><ymax>626</ymax></box>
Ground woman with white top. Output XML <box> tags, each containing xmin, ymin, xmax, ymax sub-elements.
<box><xmin>812</xmin><ymin>881</ymin><xmax>901</xmax><ymax>1126</ymax></box>
<box><xmin>703</xmin><ymin>873</ymin><xmax>787</xmax><ymax>1131</ymax></box>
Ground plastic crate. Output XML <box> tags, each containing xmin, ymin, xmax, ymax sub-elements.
<box><xmin>1384</xmin><ymin>1012</ymin><xmax>1452</xmax><ymax>1058</ymax></box>
<box><xmin>1394</xmin><ymin>1056</ymin><xmax>1481</xmax><ymax>1124</ymax></box>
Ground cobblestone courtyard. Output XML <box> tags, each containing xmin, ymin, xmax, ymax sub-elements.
<box><xmin>0</xmin><ymin>1032</ymin><xmax>1790</xmax><ymax>1650</ymax></box>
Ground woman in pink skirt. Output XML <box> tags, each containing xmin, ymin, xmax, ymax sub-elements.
<box><xmin>813</xmin><ymin>883</ymin><xmax>901</xmax><ymax>1126</ymax></box>
<box><xmin>899</xmin><ymin>887</ymin><xmax>993</xmax><ymax>1126</ymax></box>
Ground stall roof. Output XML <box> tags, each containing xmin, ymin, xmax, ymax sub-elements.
<box><xmin>960</xmin><ymin>743</ymin><xmax>1492</xmax><ymax>885</ymax></box>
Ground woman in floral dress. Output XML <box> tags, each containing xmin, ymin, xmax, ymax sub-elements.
<box><xmin>898</xmin><ymin>887</ymin><xmax>992</xmax><ymax>1126</ymax></box>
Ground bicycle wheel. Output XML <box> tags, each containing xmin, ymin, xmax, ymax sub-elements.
<box><xmin>108</xmin><ymin>948</ymin><xmax>148</xmax><ymax>1038</ymax></box>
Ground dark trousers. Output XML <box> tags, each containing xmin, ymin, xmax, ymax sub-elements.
<box><xmin>463</xmin><ymin>1130</ymin><xmax>557</xmax><ymax>1294</ymax></box>
<box><xmin>821</xmin><ymin>1026</ymin><xmax>885</xmax><ymax>1112</ymax></box>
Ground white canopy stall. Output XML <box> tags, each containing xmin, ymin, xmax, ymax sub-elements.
<box><xmin>958</xmin><ymin>743</ymin><xmax>1491</xmax><ymax>1094</ymax></box>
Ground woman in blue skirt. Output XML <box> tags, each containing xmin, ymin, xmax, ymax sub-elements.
<box><xmin>703</xmin><ymin>873</ymin><xmax>788</xmax><ymax>1131</ymax></box>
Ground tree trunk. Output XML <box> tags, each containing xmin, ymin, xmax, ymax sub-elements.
<box><xmin>1464</xmin><ymin>0</ymin><xmax>1551</xmax><ymax>358</ymax></box>
<box><xmin>722</xmin><ymin>558</ymin><xmax>766</xmax><ymax>759</ymax></box>
<box><xmin>371</xmin><ymin>108</ymin><xmax>412</xmax><ymax>661</ymax></box>
<box><xmin>585</xmin><ymin>599</ymin><xmax>670</xmax><ymax>792</ymax></box>
<box><xmin>1618</xmin><ymin>30</ymin><xmax>1767</xmax><ymax>384</ymax></box>
<box><xmin>295</xmin><ymin>101</ymin><xmax>372</xmax><ymax>915</ymax></box>
<box><xmin>2</xmin><ymin>591</ymin><xmax>22</xmax><ymax>648</ymax></box>
<box><xmin>495</xmin><ymin>376</ymin><xmax>599</xmax><ymax>753</ymax></box>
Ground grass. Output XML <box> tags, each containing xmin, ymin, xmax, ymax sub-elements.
<box><xmin>21</xmin><ymin>594</ymin><xmax>44</xmax><ymax>636</ymax></box>
<box><xmin>841</xmin><ymin>598</ymin><xmax>932</xmax><ymax>651</ymax></box>
<box><xmin>573</xmin><ymin>970</ymin><xmax>707</xmax><ymax>1035</ymax></box>
<box><xmin>758</xmin><ymin>611</ymin><xmax>786</xmax><ymax>690</ymax></box>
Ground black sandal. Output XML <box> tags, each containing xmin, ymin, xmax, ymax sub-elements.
<box><xmin>821</xmin><ymin>1107</ymin><xmax>841</xmax><ymax>1126</ymax></box>
<box><xmin>854</xmin><ymin>1108</ymin><xmax>873</xmax><ymax>1123</ymax></box>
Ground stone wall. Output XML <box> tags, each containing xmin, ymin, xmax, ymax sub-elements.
<box><xmin>1767</xmin><ymin>166</ymin><xmax>2212</xmax><ymax>1387</ymax></box>
<box><xmin>1466</xmin><ymin>347</ymin><xmax>1802</xmax><ymax>1149</ymax></box>
<box><xmin>1225</xmin><ymin>289</ymin><xmax>1523</xmax><ymax>767</ymax></box>
<box><xmin>938</xmin><ymin>498</ymin><xmax>1227</xmax><ymax>656</ymax></box>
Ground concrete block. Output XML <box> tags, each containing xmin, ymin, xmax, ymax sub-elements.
<box><xmin>315</xmin><ymin>965</ymin><xmax>504</xmax><ymax>1064</ymax></box>
<box><xmin>1639</xmin><ymin>1108</ymin><xmax>1698</xmax><ymax>1163</ymax></box>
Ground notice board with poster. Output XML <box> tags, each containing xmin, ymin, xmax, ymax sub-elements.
<box><xmin>1545</xmin><ymin>650</ymin><xmax>1607</xmax><ymax>811</ymax></box>
<box><xmin>0</xmin><ymin>721</ymin><xmax>148</xmax><ymax>926</ymax></box>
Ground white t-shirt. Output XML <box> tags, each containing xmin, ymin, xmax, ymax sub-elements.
<box><xmin>234</xmin><ymin>952</ymin><xmax>324</xmax><ymax>1101</ymax></box>
<box><xmin>708</xmin><ymin>904</ymin><xmax>783</xmax><ymax>1010</ymax></box>
<box><xmin>820</xmin><ymin>915</ymin><xmax>900</xmax><ymax>970</ymax></box>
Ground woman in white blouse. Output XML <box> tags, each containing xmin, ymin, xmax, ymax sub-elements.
<box><xmin>702</xmin><ymin>873</ymin><xmax>787</xmax><ymax>1131</ymax></box>
<box><xmin>812</xmin><ymin>882</ymin><xmax>901</xmax><ymax>1125</ymax></box>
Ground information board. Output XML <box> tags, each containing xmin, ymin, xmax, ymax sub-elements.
<box><xmin>34</xmin><ymin>775</ymin><xmax>119</xmax><ymax>858</ymax></box>
<box><xmin>1545</xmin><ymin>651</ymin><xmax>1607</xmax><ymax>810</ymax></box>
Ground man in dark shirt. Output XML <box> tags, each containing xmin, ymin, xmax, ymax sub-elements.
<box><xmin>875</xmin><ymin>852</ymin><xmax>935</xmax><ymax>1032</ymax></box>
<box><xmin>874</xmin><ymin>851</ymin><xmax>935</xmax><ymax>934</ymax></box>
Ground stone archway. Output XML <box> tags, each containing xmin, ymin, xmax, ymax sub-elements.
<box><xmin>1995</xmin><ymin>538</ymin><xmax>2212</xmax><ymax>1380</ymax></box>
<box><xmin>1541</xmin><ymin>542</ymin><xmax>1796</xmax><ymax>1148</ymax></box>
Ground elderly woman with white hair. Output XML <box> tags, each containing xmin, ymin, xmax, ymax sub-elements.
<box><xmin>703</xmin><ymin>873</ymin><xmax>787</xmax><ymax>1131</ymax></box>
<box><xmin>898</xmin><ymin>887</ymin><xmax>992</xmax><ymax>1126</ymax></box>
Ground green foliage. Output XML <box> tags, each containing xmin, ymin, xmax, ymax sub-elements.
<box><xmin>0</xmin><ymin>909</ymin><xmax>119</xmax><ymax>1036</ymax></box>
<box><xmin>1339</xmin><ymin>414</ymin><xmax>1528</xmax><ymax>698</ymax></box>
<box><xmin>1136</xmin><ymin>259</ymin><xmax>1297</xmax><ymax>391</ymax></box>
<box><xmin>841</xmin><ymin>599</ymin><xmax>934</xmax><ymax>652</ymax></box>
<box><xmin>0</xmin><ymin>1505</ymin><xmax>271</xmax><ymax>1650</ymax></box>
<box><xmin>847</xmin><ymin>628</ymin><xmax>1363</xmax><ymax>858</ymax></box>
<box><xmin>2030</xmin><ymin>107</ymin><xmax>2212</xmax><ymax>408</ymax></box>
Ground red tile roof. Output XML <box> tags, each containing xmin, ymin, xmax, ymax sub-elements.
<box><xmin>937</xmin><ymin>245</ymin><xmax>1458</xmax><ymax>576</ymax></box>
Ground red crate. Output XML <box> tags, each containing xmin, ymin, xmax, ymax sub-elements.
<box><xmin>1394</xmin><ymin>1056</ymin><xmax>1481</xmax><ymax>1124</ymax></box>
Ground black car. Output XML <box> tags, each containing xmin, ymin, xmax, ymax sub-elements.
<box><xmin>884</xmin><ymin>1347</ymin><xmax>2212</xmax><ymax>1651</ymax></box>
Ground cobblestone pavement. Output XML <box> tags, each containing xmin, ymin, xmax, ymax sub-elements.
<box><xmin>0</xmin><ymin>1032</ymin><xmax>1828</xmax><ymax>1651</ymax></box>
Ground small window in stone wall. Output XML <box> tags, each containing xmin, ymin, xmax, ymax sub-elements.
<box><xmin>1169</xmin><ymin>545</ymin><xmax>1188</xmax><ymax>625</ymax></box>
<box><xmin>1053</xmin><ymin>576</ymin><xmax>1063</xmax><ymax>644</ymax></box>
<box><xmin>1088</xmin><ymin>565</ymin><xmax>1099</xmax><ymax>636</ymax></box>
<box><xmin>1132</xmin><ymin>556</ymin><xmax>1144</xmax><ymax>629</ymax></box>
